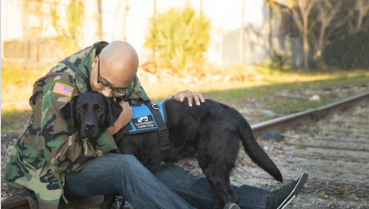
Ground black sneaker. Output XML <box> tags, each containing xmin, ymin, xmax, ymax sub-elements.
<box><xmin>223</xmin><ymin>202</ymin><xmax>241</xmax><ymax>209</ymax></box>
<box><xmin>266</xmin><ymin>173</ymin><xmax>308</xmax><ymax>209</ymax></box>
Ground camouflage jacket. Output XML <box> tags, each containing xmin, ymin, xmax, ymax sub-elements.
<box><xmin>4</xmin><ymin>41</ymin><xmax>149</xmax><ymax>209</ymax></box>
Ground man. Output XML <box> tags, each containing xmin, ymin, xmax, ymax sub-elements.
<box><xmin>5</xmin><ymin>40</ymin><xmax>307</xmax><ymax>209</ymax></box>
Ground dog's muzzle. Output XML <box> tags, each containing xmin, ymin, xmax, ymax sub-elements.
<box><xmin>80</xmin><ymin>117</ymin><xmax>100</xmax><ymax>140</ymax></box>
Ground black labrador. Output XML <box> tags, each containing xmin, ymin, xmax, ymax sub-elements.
<box><xmin>60</xmin><ymin>91</ymin><xmax>283</xmax><ymax>209</ymax></box>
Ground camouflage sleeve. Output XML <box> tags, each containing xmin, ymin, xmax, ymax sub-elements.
<box><xmin>35</xmin><ymin>77</ymin><xmax>117</xmax><ymax>173</ymax></box>
<box><xmin>127</xmin><ymin>75</ymin><xmax>151</xmax><ymax>103</ymax></box>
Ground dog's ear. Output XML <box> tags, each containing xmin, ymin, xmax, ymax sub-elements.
<box><xmin>60</xmin><ymin>95</ymin><xmax>78</xmax><ymax>126</ymax></box>
<box><xmin>106</xmin><ymin>97</ymin><xmax>123</xmax><ymax>126</ymax></box>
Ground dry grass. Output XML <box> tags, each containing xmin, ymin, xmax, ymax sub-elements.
<box><xmin>1</xmin><ymin>65</ymin><xmax>368</xmax><ymax>133</ymax></box>
<box><xmin>139</xmin><ymin>66</ymin><xmax>369</xmax><ymax>101</ymax></box>
<box><xmin>1</xmin><ymin>66</ymin><xmax>50</xmax><ymax>110</ymax></box>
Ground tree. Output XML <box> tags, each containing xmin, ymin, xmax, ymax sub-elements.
<box><xmin>314</xmin><ymin>0</ymin><xmax>342</xmax><ymax>59</ymax></box>
<box><xmin>354</xmin><ymin>0</ymin><xmax>369</xmax><ymax>32</ymax></box>
<box><xmin>289</xmin><ymin>0</ymin><xmax>316</xmax><ymax>69</ymax></box>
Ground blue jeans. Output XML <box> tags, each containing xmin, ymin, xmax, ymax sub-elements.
<box><xmin>64</xmin><ymin>153</ymin><xmax>268</xmax><ymax>209</ymax></box>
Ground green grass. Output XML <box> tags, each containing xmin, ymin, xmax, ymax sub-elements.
<box><xmin>347</xmin><ymin>194</ymin><xmax>356</xmax><ymax>199</ymax></box>
<box><xmin>200</xmin><ymin>73</ymin><xmax>368</xmax><ymax>112</ymax></box>
<box><xmin>318</xmin><ymin>191</ymin><xmax>326</xmax><ymax>197</ymax></box>
<box><xmin>1</xmin><ymin>65</ymin><xmax>368</xmax><ymax>133</ymax></box>
<box><xmin>265</xmin><ymin>98</ymin><xmax>321</xmax><ymax>113</ymax></box>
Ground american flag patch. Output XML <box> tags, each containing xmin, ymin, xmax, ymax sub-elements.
<box><xmin>52</xmin><ymin>82</ymin><xmax>74</xmax><ymax>97</ymax></box>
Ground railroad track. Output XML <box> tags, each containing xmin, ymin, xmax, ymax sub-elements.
<box><xmin>234</xmin><ymin>91</ymin><xmax>369</xmax><ymax>208</ymax></box>
<box><xmin>2</xmin><ymin>91</ymin><xmax>369</xmax><ymax>209</ymax></box>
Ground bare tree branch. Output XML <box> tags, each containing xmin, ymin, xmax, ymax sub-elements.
<box><xmin>355</xmin><ymin>0</ymin><xmax>369</xmax><ymax>32</ymax></box>
<box><xmin>289</xmin><ymin>0</ymin><xmax>316</xmax><ymax>69</ymax></box>
<box><xmin>315</xmin><ymin>0</ymin><xmax>342</xmax><ymax>58</ymax></box>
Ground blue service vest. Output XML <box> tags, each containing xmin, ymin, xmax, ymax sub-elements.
<box><xmin>126</xmin><ymin>101</ymin><xmax>166</xmax><ymax>134</ymax></box>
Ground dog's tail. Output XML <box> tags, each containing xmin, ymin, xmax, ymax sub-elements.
<box><xmin>238</xmin><ymin>118</ymin><xmax>283</xmax><ymax>183</ymax></box>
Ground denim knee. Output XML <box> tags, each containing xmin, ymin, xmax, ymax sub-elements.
<box><xmin>105</xmin><ymin>154</ymin><xmax>143</xmax><ymax>192</ymax></box>
<box><xmin>64</xmin><ymin>153</ymin><xmax>144</xmax><ymax>196</ymax></box>
<box><xmin>112</xmin><ymin>154</ymin><xmax>143</xmax><ymax>173</ymax></box>
<box><xmin>115</xmin><ymin>154</ymin><xmax>139</xmax><ymax>166</ymax></box>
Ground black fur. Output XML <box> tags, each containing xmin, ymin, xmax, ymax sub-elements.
<box><xmin>60</xmin><ymin>92</ymin><xmax>121</xmax><ymax>140</ymax></box>
<box><xmin>61</xmin><ymin>91</ymin><xmax>283</xmax><ymax>209</ymax></box>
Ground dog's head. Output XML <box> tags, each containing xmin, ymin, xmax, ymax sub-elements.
<box><xmin>60</xmin><ymin>91</ymin><xmax>122</xmax><ymax>140</ymax></box>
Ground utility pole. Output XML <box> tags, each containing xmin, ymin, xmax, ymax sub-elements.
<box><xmin>153</xmin><ymin>0</ymin><xmax>157</xmax><ymax>62</ymax></box>
<box><xmin>239</xmin><ymin>0</ymin><xmax>245</xmax><ymax>66</ymax></box>
<box><xmin>268</xmin><ymin>1</ymin><xmax>273</xmax><ymax>56</ymax></box>
<box><xmin>97</xmin><ymin>0</ymin><xmax>103</xmax><ymax>40</ymax></box>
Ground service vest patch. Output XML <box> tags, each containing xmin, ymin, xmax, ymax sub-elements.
<box><xmin>127</xmin><ymin>101</ymin><xmax>166</xmax><ymax>134</ymax></box>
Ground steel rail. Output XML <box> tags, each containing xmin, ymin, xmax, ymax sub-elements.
<box><xmin>251</xmin><ymin>91</ymin><xmax>369</xmax><ymax>135</ymax></box>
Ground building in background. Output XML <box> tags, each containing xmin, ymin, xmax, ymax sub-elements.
<box><xmin>1</xmin><ymin>0</ymin><xmax>304</xmax><ymax>68</ymax></box>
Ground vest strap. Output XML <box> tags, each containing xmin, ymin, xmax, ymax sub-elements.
<box><xmin>60</xmin><ymin>59</ymin><xmax>91</xmax><ymax>91</ymax></box>
<box><xmin>149</xmin><ymin>103</ymin><xmax>171</xmax><ymax>160</ymax></box>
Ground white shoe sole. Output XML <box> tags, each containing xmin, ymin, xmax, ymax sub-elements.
<box><xmin>277</xmin><ymin>173</ymin><xmax>308</xmax><ymax>209</ymax></box>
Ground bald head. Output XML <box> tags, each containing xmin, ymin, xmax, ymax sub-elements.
<box><xmin>100</xmin><ymin>41</ymin><xmax>139</xmax><ymax>76</ymax></box>
<box><xmin>100</xmin><ymin>41</ymin><xmax>138</xmax><ymax>70</ymax></box>
<box><xmin>90</xmin><ymin>41</ymin><xmax>139</xmax><ymax>97</ymax></box>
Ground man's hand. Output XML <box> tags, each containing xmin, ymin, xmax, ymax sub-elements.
<box><xmin>172</xmin><ymin>90</ymin><xmax>205</xmax><ymax>107</ymax></box>
<box><xmin>108</xmin><ymin>101</ymin><xmax>132</xmax><ymax>135</ymax></box>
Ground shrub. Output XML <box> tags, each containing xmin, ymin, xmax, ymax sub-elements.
<box><xmin>144</xmin><ymin>7</ymin><xmax>211</xmax><ymax>74</ymax></box>
<box><xmin>270</xmin><ymin>50</ymin><xmax>290</xmax><ymax>70</ymax></box>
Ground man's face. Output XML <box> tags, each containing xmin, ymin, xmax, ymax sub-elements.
<box><xmin>90</xmin><ymin>55</ymin><xmax>134</xmax><ymax>98</ymax></box>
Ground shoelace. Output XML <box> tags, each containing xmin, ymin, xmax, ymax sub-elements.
<box><xmin>267</xmin><ymin>183</ymin><xmax>293</xmax><ymax>197</ymax></box>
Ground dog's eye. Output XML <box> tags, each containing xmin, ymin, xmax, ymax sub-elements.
<box><xmin>78</xmin><ymin>107</ymin><xmax>85</xmax><ymax>112</ymax></box>
<box><xmin>96</xmin><ymin>108</ymin><xmax>103</xmax><ymax>112</ymax></box>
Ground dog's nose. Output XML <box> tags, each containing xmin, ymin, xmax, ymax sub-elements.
<box><xmin>85</xmin><ymin>123</ymin><xmax>95</xmax><ymax>131</ymax></box>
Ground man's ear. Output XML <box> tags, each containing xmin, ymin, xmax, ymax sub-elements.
<box><xmin>106</xmin><ymin>97</ymin><xmax>123</xmax><ymax>126</ymax></box>
<box><xmin>60</xmin><ymin>95</ymin><xmax>78</xmax><ymax>126</ymax></box>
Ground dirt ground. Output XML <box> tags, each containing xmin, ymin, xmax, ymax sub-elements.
<box><xmin>181</xmin><ymin>99</ymin><xmax>369</xmax><ymax>208</ymax></box>
<box><xmin>231</xmin><ymin>100</ymin><xmax>369</xmax><ymax>209</ymax></box>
